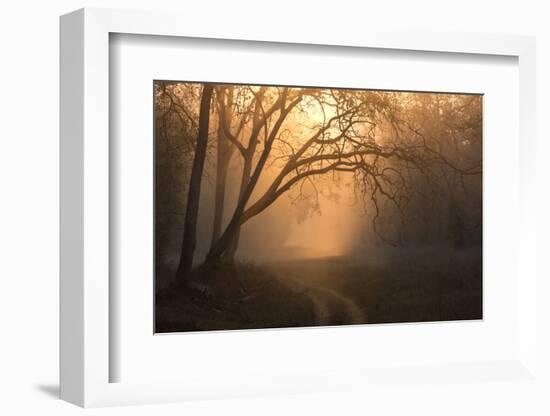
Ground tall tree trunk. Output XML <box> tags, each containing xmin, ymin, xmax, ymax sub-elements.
<box><xmin>224</xmin><ymin>158</ymin><xmax>252</xmax><ymax>261</ymax></box>
<box><xmin>224</xmin><ymin>226</ymin><xmax>240</xmax><ymax>261</ymax></box>
<box><xmin>211</xmin><ymin>87</ymin><xmax>235</xmax><ymax>249</ymax></box>
<box><xmin>211</xmin><ymin>128</ymin><xmax>231</xmax><ymax>244</ymax></box>
<box><xmin>221</xmin><ymin>88</ymin><xmax>265</xmax><ymax>262</ymax></box>
<box><xmin>176</xmin><ymin>85</ymin><xmax>214</xmax><ymax>282</ymax></box>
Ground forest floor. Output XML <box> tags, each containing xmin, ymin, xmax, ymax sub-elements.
<box><xmin>155</xmin><ymin>261</ymin><xmax>317</xmax><ymax>332</ymax></box>
<box><xmin>155</xmin><ymin>247</ymin><xmax>482</xmax><ymax>333</ymax></box>
<box><xmin>267</xmin><ymin>246</ymin><xmax>482</xmax><ymax>326</ymax></box>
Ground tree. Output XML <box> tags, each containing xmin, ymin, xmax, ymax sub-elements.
<box><xmin>382</xmin><ymin>93</ymin><xmax>482</xmax><ymax>247</ymax></box>
<box><xmin>206</xmin><ymin>87</ymin><xmax>303</xmax><ymax>262</ymax></box>
<box><xmin>210</xmin><ymin>87</ymin><xmax>235</xmax><ymax>245</ymax></box>
<box><xmin>154</xmin><ymin>82</ymin><xmax>201</xmax><ymax>268</ymax></box>
<box><xmin>156</xmin><ymin>83</ymin><xmax>482</xmax><ymax>278</ymax></box>
<box><xmin>205</xmin><ymin>88</ymin><xmax>481</xmax><ymax>263</ymax></box>
<box><xmin>207</xmin><ymin>89</ymin><xmax>379</xmax><ymax>261</ymax></box>
<box><xmin>209</xmin><ymin>85</ymin><xmax>258</xmax><ymax>259</ymax></box>
<box><xmin>176</xmin><ymin>84</ymin><xmax>214</xmax><ymax>281</ymax></box>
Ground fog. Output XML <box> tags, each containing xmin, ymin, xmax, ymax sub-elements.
<box><xmin>154</xmin><ymin>82</ymin><xmax>482</xmax><ymax>331</ymax></box>
<box><xmin>195</xmin><ymin>165</ymin><xmax>364</xmax><ymax>263</ymax></box>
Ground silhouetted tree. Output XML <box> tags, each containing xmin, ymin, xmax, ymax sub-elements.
<box><xmin>206</xmin><ymin>88</ymin><xmax>481</xmax><ymax>262</ymax></box>
<box><xmin>154</xmin><ymin>82</ymin><xmax>200</xmax><ymax>270</ymax></box>
<box><xmin>176</xmin><ymin>84</ymin><xmax>214</xmax><ymax>281</ymax></box>
<box><xmin>211</xmin><ymin>87</ymin><xmax>236</xmax><ymax>245</ymax></box>
<box><xmin>156</xmin><ymin>83</ymin><xmax>482</xmax><ymax>274</ymax></box>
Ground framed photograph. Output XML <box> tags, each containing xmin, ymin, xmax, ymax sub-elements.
<box><xmin>60</xmin><ymin>8</ymin><xmax>538</xmax><ymax>407</ymax></box>
<box><xmin>153</xmin><ymin>80</ymin><xmax>483</xmax><ymax>333</ymax></box>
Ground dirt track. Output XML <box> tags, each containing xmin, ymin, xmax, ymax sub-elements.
<box><xmin>267</xmin><ymin>257</ymin><xmax>368</xmax><ymax>326</ymax></box>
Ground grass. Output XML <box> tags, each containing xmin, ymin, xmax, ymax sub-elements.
<box><xmin>269</xmin><ymin>247</ymin><xmax>482</xmax><ymax>325</ymax></box>
<box><xmin>155</xmin><ymin>246</ymin><xmax>482</xmax><ymax>332</ymax></box>
<box><xmin>348</xmin><ymin>247</ymin><xmax>482</xmax><ymax>324</ymax></box>
<box><xmin>155</xmin><ymin>261</ymin><xmax>316</xmax><ymax>332</ymax></box>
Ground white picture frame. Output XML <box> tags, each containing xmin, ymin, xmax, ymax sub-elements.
<box><xmin>60</xmin><ymin>7</ymin><xmax>538</xmax><ymax>407</ymax></box>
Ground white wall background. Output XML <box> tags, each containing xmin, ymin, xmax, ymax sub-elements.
<box><xmin>0</xmin><ymin>1</ymin><xmax>548</xmax><ymax>415</ymax></box>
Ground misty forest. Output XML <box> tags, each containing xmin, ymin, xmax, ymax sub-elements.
<box><xmin>154</xmin><ymin>81</ymin><xmax>482</xmax><ymax>332</ymax></box>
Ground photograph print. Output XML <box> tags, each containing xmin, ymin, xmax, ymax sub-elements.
<box><xmin>154</xmin><ymin>81</ymin><xmax>482</xmax><ymax>333</ymax></box>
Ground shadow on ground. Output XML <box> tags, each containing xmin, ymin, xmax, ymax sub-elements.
<box><xmin>35</xmin><ymin>384</ymin><xmax>59</xmax><ymax>399</ymax></box>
